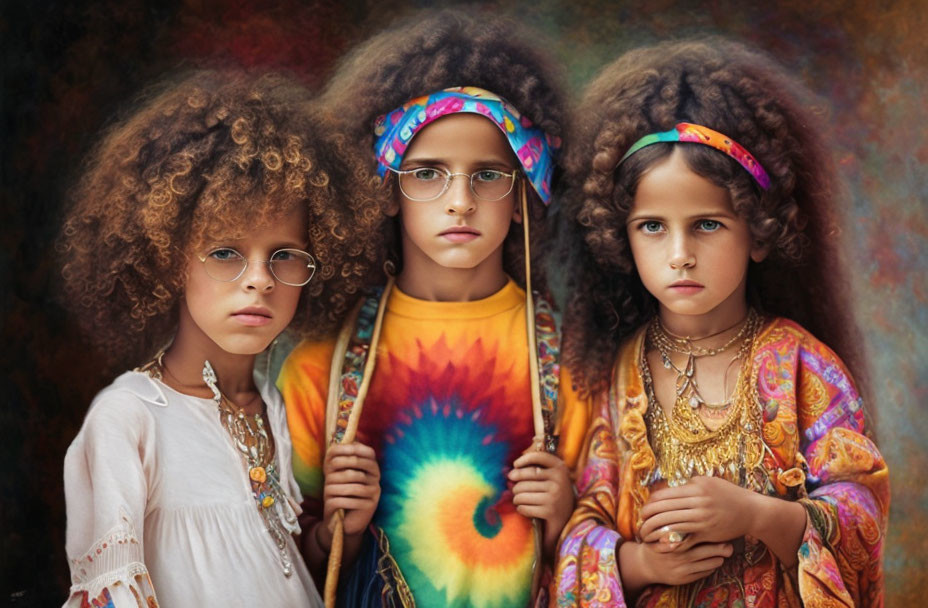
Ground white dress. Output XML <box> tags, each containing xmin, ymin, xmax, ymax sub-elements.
<box><xmin>63</xmin><ymin>356</ymin><xmax>322</xmax><ymax>607</ymax></box>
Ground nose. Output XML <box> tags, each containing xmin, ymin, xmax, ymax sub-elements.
<box><xmin>668</xmin><ymin>233</ymin><xmax>696</xmax><ymax>270</ymax></box>
<box><xmin>445</xmin><ymin>173</ymin><xmax>476</xmax><ymax>215</ymax></box>
<box><xmin>241</xmin><ymin>259</ymin><xmax>275</xmax><ymax>292</ymax></box>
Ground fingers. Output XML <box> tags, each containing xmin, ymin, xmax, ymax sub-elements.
<box><xmin>678</xmin><ymin>555</ymin><xmax>727</xmax><ymax>583</ymax></box>
<box><xmin>687</xmin><ymin>541</ymin><xmax>734</xmax><ymax>560</ymax></box>
<box><xmin>646</xmin><ymin>476</ymin><xmax>721</xmax><ymax>503</ymax></box>
<box><xmin>511</xmin><ymin>481</ymin><xmax>556</xmax><ymax>502</ymax></box>
<box><xmin>640</xmin><ymin>496</ymin><xmax>700</xmax><ymax>520</ymax></box>
<box><xmin>324</xmin><ymin>443</ymin><xmax>380</xmax><ymax>478</ymax></box>
<box><xmin>515</xmin><ymin>504</ymin><xmax>552</xmax><ymax>519</ymax></box>
<box><xmin>324</xmin><ymin>467</ymin><xmax>373</xmax><ymax>485</ymax></box>
<box><xmin>508</xmin><ymin>456</ymin><xmax>568</xmax><ymax>483</ymax></box>
<box><xmin>512</xmin><ymin>451</ymin><xmax>564</xmax><ymax>469</ymax></box>
<box><xmin>324</xmin><ymin>496</ymin><xmax>379</xmax><ymax>516</ymax></box>
<box><xmin>325</xmin><ymin>441</ymin><xmax>377</xmax><ymax>461</ymax></box>
<box><xmin>323</xmin><ymin>442</ymin><xmax>381</xmax><ymax>510</ymax></box>
<box><xmin>639</xmin><ymin>510</ymin><xmax>697</xmax><ymax>541</ymax></box>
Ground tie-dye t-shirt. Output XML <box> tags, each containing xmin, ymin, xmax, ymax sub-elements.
<box><xmin>278</xmin><ymin>280</ymin><xmax>588</xmax><ymax>608</ymax></box>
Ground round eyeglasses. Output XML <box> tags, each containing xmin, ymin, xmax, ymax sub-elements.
<box><xmin>197</xmin><ymin>248</ymin><xmax>317</xmax><ymax>286</ymax></box>
<box><xmin>389</xmin><ymin>167</ymin><xmax>519</xmax><ymax>201</ymax></box>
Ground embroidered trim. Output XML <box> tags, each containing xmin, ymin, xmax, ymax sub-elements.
<box><xmin>67</xmin><ymin>515</ymin><xmax>156</xmax><ymax>605</ymax></box>
<box><xmin>331</xmin><ymin>288</ymin><xmax>383</xmax><ymax>445</ymax></box>
<box><xmin>611</xmin><ymin>328</ymin><xmax>655</xmax><ymax>540</ymax></box>
<box><xmin>374</xmin><ymin>525</ymin><xmax>416</xmax><ymax>607</ymax></box>
<box><xmin>533</xmin><ymin>293</ymin><xmax>561</xmax><ymax>452</ymax></box>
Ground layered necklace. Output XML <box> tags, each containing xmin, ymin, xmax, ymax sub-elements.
<box><xmin>643</xmin><ymin>310</ymin><xmax>765</xmax><ymax>489</ymax></box>
<box><xmin>141</xmin><ymin>353</ymin><xmax>298</xmax><ymax>576</ymax></box>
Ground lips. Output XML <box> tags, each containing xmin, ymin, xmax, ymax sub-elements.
<box><xmin>439</xmin><ymin>226</ymin><xmax>481</xmax><ymax>243</ymax></box>
<box><xmin>231</xmin><ymin>306</ymin><xmax>273</xmax><ymax>327</ymax></box>
<box><xmin>668</xmin><ymin>279</ymin><xmax>704</xmax><ymax>294</ymax></box>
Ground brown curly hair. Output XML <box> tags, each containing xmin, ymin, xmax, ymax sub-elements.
<box><xmin>562</xmin><ymin>38</ymin><xmax>869</xmax><ymax>410</ymax></box>
<box><xmin>60</xmin><ymin>69</ymin><xmax>382</xmax><ymax>373</ymax></box>
<box><xmin>318</xmin><ymin>8</ymin><xmax>568</xmax><ymax>289</ymax></box>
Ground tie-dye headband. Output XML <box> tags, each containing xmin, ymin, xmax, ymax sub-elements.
<box><xmin>618</xmin><ymin>122</ymin><xmax>771</xmax><ymax>190</ymax></box>
<box><xmin>373</xmin><ymin>86</ymin><xmax>560</xmax><ymax>204</ymax></box>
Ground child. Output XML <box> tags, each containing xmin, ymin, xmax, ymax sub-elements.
<box><xmin>277</xmin><ymin>10</ymin><xmax>589</xmax><ymax>607</ymax></box>
<box><xmin>553</xmin><ymin>39</ymin><xmax>889</xmax><ymax>607</ymax></box>
<box><xmin>59</xmin><ymin>69</ymin><xmax>378</xmax><ymax>607</ymax></box>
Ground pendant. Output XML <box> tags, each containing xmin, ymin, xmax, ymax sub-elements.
<box><xmin>689</xmin><ymin>396</ymin><xmax>700</xmax><ymax>409</ymax></box>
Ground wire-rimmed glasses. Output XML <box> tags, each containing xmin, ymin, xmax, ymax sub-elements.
<box><xmin>388</xmin><ymin>167</ymin><xmax>519</xmax><ymax>201</ymax></box>
<box><xmin>197</xmin><ymin>248</ymin><xmax>316</xmax><ymax>286</ymax></box>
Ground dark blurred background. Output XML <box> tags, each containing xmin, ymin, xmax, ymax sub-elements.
<box><xmin>2</xmin><ymin>1</ymin><xmax>925</xmax><ymax>605</ymax></box>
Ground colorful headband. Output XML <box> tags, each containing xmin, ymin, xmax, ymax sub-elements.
<box><xmin>617</xmin><ymin>122</ymin><xmax>771</xmax><ymax>190</ymax></box>
<box><xmin>373</xmin><ymin>86</ymin><xmax>561</xmax><ymax>204</ymax></box>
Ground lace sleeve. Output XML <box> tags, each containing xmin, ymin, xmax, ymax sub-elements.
<box><xmin>64</xmin><ymin>516</ymin><xmax>158</xmax><ymax>608</ymax></box>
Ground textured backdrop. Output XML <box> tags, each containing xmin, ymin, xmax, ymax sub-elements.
<box><xmin>2</xmin><ymin>0</ymin><xmax>925</xmax><ymax>605</ymax></box>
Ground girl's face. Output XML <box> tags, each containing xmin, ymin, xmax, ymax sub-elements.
<box><xmin>391</xmin><ymin>113</ymin><xmax>521</xmax><ymax>276</ymax></box>
<box><xmin>626</xmin><ymin>148</ymin><xmax>767</xmax><ymax>331</ymax></box>
<box><xmin>181</xmin><ymin>204</ymin><xmax>309</xmax><ymax>356</ymax></box>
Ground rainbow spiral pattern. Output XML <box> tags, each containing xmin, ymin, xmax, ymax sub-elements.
<box><xmin>356</xmin><ymin>335</ymin><xmax>536</xmax><ymax>607</ymax></box>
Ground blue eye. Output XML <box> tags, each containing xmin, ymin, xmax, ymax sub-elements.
<box><xmin>697</xmin><ymin>220</ymin><xmax>722</xmax><ymax>232</ymax></box>
<box><xmin>208</xmin><ymin>248</ymin><xmax>243</xmax><ymax>261</ymax></box>
<box><xmin>640</xmin><ymin>221</ymin><xmax>664</xmax><ymax>234</ymax></box>
<box><xmin>412</xmin><ymin>168</ymin><xmax>443</xmax><ymax>181</ymax></box>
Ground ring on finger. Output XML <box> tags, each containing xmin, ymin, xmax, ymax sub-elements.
<box><xmin>659</xmin><ymin>525</ymin><xmax>686</xmax><ymax>544</ymax></box>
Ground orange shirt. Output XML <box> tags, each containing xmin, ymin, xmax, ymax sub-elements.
<box><xmin>279</xmin><ymin>280</ymin><xmax>588</xmax><ymax>607</ymax></box>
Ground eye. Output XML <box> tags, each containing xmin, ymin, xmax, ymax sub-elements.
<box><xmin>473</xmin><ymin>169</ymin><xmax>505</xmax><ymax>183</ymax></box>
<box><xmin>639</xmin><ymin>221</ymin><xmax>664</xmax><ymax>234</ymax></box>
<box><xmin>696</xmin><ymin>219</ymin><xmax>722</xmax><ymax>232</ymax></box>
<box><xmin>208</xmin><ymin>248</ymin><xmax>243</xmax><ymax>261</ymax></box>
<box><xmin>271</xmin><ymin>250</ymin><xmax>295</xmax><ymax>262</ymax></box>
<box><xmin>411</xmin><ymin>168</ymin><xmax>443</xmax><ymax>181</ymax></box>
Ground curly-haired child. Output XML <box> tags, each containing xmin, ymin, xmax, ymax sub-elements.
<box><xmin>60</xmin><ymin>69</ymin><xmax>379</xmax><ymax>607</ymax></box>
<box><xmin>276</xmin><ymin>9</ymin><xmax>590</xmax><ymax>607</ymax></box>
<box><xmin>551</xmin><ymin>39</ymin><xmax>889</xmax><ymax>607</ymax></box>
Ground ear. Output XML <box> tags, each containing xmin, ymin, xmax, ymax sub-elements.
<box><xmin>750</xmin><ymin>240</ymin><xmax>770</xmax><ymax>263</ymax></box>
<box><xmin>511</xmin><ymin>203</ymin><xmax>523</xmax><ymax>224</ymax></box>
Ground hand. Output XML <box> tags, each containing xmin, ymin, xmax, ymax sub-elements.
<box><xmin>508</xmin><ymin>451</ymin><xmax>574</xmax><ymax>556</ymax></box>
<box><xmin>619</xmin><ymin>538</ymin><xmax>733</xmax><ymax>590</ymax></box>
<box><xmin>318</xmin><ymin>442</ymin><xmax>381</xmax><ymax>551</ymax></box>
<box><xmin>638</xmin><ymin>476</ymin><xmax>756</xmax><ymax>547</ymax></box>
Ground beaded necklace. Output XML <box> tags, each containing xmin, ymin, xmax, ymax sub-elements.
<box><xmin>201</xmin><ymin>360</ymin><xmax>298</xmax><ymax>576</ymax></box>
<box><xmin>138</xmin><ymin>353</ymin><xmax>298</xmax><ymax>576</ymax></box>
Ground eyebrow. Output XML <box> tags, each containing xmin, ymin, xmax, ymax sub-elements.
<box><xmin>627</xmin><ymin>209</ymin><xmax>737</xmax><ymax>220</ymax></box>
<box><xmin>205</xmin><ymin>238</ymin><xmax>310</xmax><ymax>251</ymax></box>
<box><xmin>625</xmin><ymin>211</ymin><xmax>738</xmax><ymax>224</ymax></box>
<box><xmin>400</xmin><ymin>156</ymin><xmax>515</xmax><ymax>169</ymax></box>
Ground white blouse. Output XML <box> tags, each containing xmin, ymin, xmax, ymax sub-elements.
<box><xmin>63</xmin><ymin>357</ymin><xmax>322</xmax><ymax>607</ymax></box>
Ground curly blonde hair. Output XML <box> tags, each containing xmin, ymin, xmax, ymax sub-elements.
<box><xmin>562</xmin><ymin>38</ymin><xmax>868</xmax><ymax>404</ymax></box>
<box><xmin>60</xmin><ymin>69</ymin><xmax>382</xmax><ymax>372</ymax></box>
<box><xmin>318</xmin><ymin>8</ymin><xmax>568</xmax><ymax>289</ymax></box>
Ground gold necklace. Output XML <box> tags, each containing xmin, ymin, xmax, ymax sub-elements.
<box><xmin>642</xmin><ymin>313</ymin><xmax>765</xmax><ymax>489</ymax></box>
<box><xmin>648</xmin><ymin>310</ymin><xmax>761</xmax><ymax>410</ymax></box>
